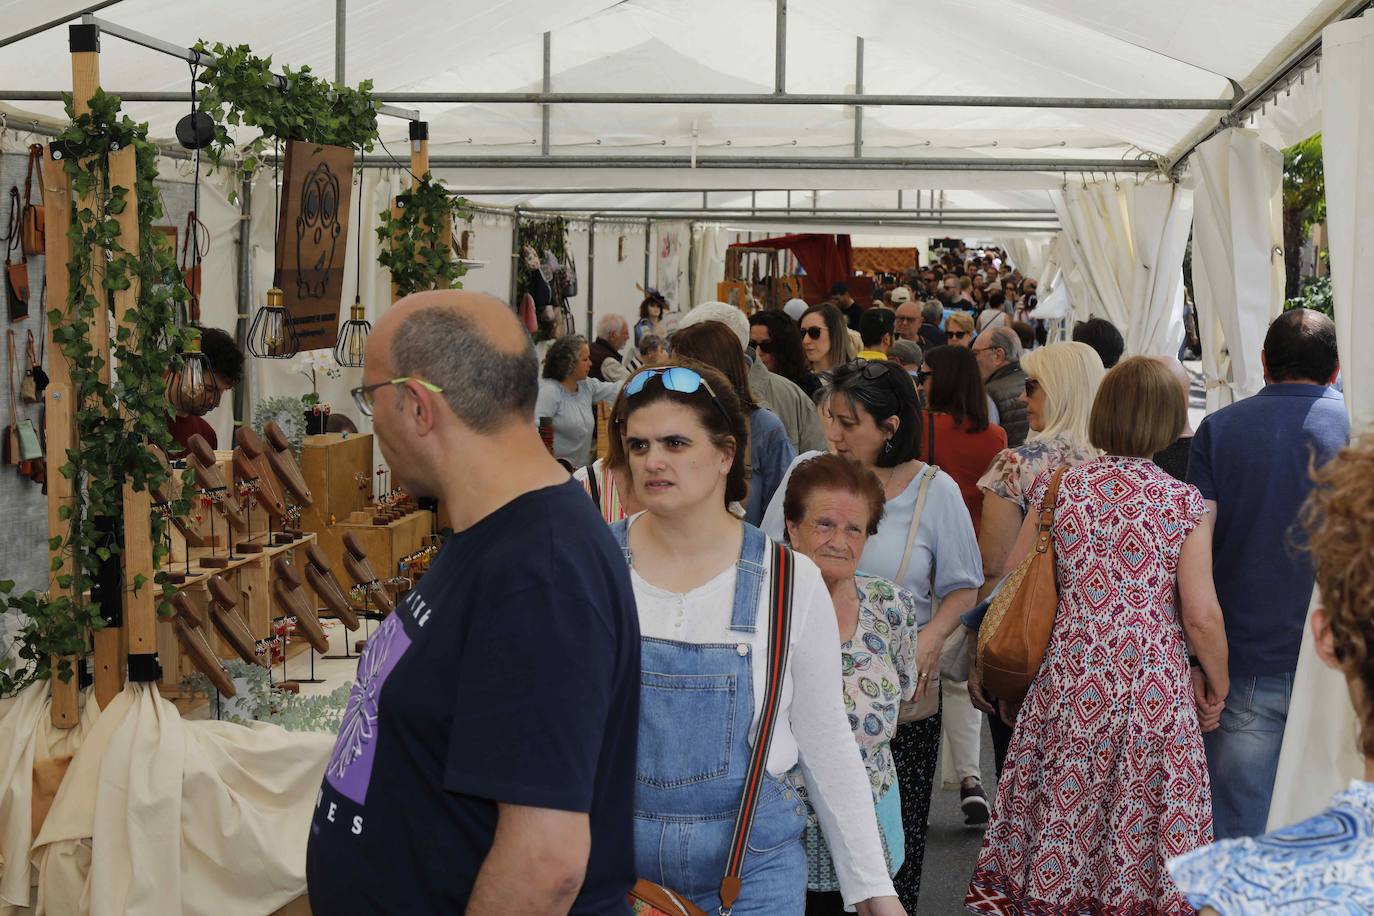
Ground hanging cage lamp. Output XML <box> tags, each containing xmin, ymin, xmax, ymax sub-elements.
<box><xmin>247</xmin><ymin>287</ymin><xmax>300</xmax><ymax>359</ymax></box>
<box><xmin>172</xmin><ymin>327</ymin><xmax>217</xmax><ymax>414</ymax></box>
<box><xmin>334</xmin><ymin>299</ymin><xmax>371</xmax><ymax>368</ymax></box>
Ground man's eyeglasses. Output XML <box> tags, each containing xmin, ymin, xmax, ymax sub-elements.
<box><xmin>351</xmin><ymin>377</ymin><xmax>445</xmax><ymax>417</ymax></box>
<box><xmin>801</xmin><ymin>326</ymin><xmax>825</xmax><ymax>341</ymax></box>
<box><xmin>624</xmin><ymin>366</ymin><xmax>731</xmax><ymax>426</ymax></box>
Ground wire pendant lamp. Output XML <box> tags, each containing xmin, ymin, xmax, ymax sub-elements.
<box><xmin>173</xmin><ymin>327</ymin><xmax>217</xmax><ymax>414</ymax></box>
<box><xmin>335</xmin><ymin>168</ymin><xmax>370</xmax><ymax>367</ymax></box>
<box><xmin>248</xmin><ymin>140</ymin><xmax>300</xmax><ymax>360</ymax></box>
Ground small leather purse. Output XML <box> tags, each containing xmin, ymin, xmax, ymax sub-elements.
<box><xmin>20</xmin><ymin>145</ymin><xmax>44</xmax><ymax>257</ymax></box>
<box><xmin>977</xmin><ymin>465</ymin><xmax>1068</xmax><ymax>703</ymax></box>
<box><xmin>5</xmin><ymin>189</ymin><xmax>28</xmax><ymax>323</ymax></box>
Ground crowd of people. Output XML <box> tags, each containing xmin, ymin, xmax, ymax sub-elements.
<box><xmin>307</xmin><ymin>240</ymin><xmax>1362</xmax><ymax>915</ymax></box>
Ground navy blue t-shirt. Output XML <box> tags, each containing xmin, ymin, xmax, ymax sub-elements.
<box><xmin>1188</xmin><ymin>384</ymin><xmax>1349</xmax><ymax>676</ymax></box>
<box><xmin>306</xmin><ymin>480</ymin><xmax>640</xmax><ymax>913</ymax></box>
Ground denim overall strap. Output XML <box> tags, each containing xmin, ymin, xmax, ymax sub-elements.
<box><xmin>608</xmin><ymin>518</ymin><xmax>634</xmax><ymax>567</ymax></box>
<box><xmin>729</xmin><ymin>524</ymin><xmax>768</xmax><ymax>634</ymax></box>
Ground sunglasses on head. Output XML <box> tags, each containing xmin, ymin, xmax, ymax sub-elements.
<box><xmin>624</xmin><ymin>366</ymin><xmax>731</xmax><ymax>425</ymax></box>
<box><xmin>801</xmin><ymin>326</ymin><xmax>825</xmax><ymax>340</ymax></box>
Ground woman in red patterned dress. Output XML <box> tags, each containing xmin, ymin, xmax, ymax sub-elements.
<box><xmin>966</xmin><ymin>357</ymin><xmax>1230</xmax><ymax>914</ymax></box>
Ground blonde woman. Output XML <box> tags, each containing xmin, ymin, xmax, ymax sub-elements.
<box><xmin>944</xmin><ymin>311</ymin><xmax>975</xmax><ymax>349</ymax></box>
<box><xmin>970</xmin><ymin>341</ymin><xmax>1106</xmax><ymax>774</ymax></box>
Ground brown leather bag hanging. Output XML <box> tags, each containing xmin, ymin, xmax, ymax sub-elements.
<box><xmin>20</xmin><ymin>145</ymin><xmax>44</xmax><ymax>257</ymax></box>
<box><xmin>5</xmin><ymin>189</ymin><xmax>28</xmax><ymax>322</ymax></box>
<box><xmin>977</xmin><ymin>465</ymin><xmax>1068</xmax><ymax>703</ymax></box>
<box><xmin>180</xmin><ymin>210</ymin><xmax>207</xmax><ymax>322</ymax></box>
<box><xmin>5</xmin><ymin>329</ymin><xmax>21</xmax><ymax>466</ymax></box>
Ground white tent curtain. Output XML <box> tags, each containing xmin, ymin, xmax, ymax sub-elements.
<box><xmin>1052</xmin><ymin>181</ymin><xmax>1193</xmax><ymax>357</ymax></box>
<box><xmin>690</xmin><ymin>224</ymin><xmax>732</xmax><ymax>309</ymax></box>
<box><xmin>1189</xmin><ymin>129</ymin><xmax>1285</xmax><ymax>412</ymax></box>
<box><xmin>1268</xmin><ymin>9</ymin><xmax>1374</xmax><ymax>832</ymax></box>
<box><xmin>998</xmin><ymin>235</ymin><xmax>1054</xmax><ymax>281</ymax></box>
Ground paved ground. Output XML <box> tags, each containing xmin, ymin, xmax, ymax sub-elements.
<box><xmin>916</xmin><ymin>718</ymin><xmax>998</xmax><ymax>915</ymax></box>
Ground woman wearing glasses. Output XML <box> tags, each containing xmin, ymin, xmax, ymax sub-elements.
<box><xmin>760</xmin><ymin>359</ymin><xmax>983</xmax><ymax>912</ymax></box>
<box><xmin>944</xmin><ymin>311</ymin><xmax>975</xmax><ymax>349</ymax></box>
<box><xmin>750</xmin><ymin>310</ymin><xmax>822</xmax><ymax>398</ymax></box>
<box><xmin>613</xmin><ymin>361</ymin><xmax>903</xmax><ymax>915</ymax></box>
<box><xmin>799</xmin><ymin>303</ymin><xmax>858</xmax><ymax>375</ymax></box>
<box><xmin>971</xmin><ymin>341</ymin><xmax>1106</xmax><ymax>775</ymax></box>
<box><xmin>535</xmin><ymin>334</ymin><xmax>621</xmax><ymax>468</ymax></box>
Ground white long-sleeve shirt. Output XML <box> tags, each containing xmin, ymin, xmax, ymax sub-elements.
<box><xmin>625</xmin><ymin>513</ymin><xmax>896</xmax><ymax>907</ymax></box>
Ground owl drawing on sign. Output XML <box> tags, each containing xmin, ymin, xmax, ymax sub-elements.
<box><xmin>295</xmin><ymin>161</ymin><xmax>343</xmax><ymax>299</ymax></box>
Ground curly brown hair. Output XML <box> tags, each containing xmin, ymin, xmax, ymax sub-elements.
<box><xmin>1304</xmin><ymin>435</ymin><xmax>1374</xmax><ymax>758</ymax></box>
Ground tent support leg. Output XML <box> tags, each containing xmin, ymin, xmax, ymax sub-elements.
<box><xmin>235</xmin><ymin>177</ymin><xmax>251</xmax><ymax>430</ymax></box>
<box><xmin>509</xmin><ymin>207</ymin><xmax>521</xmax><ymax>308</ymax></box>
<box><xmin>774</xmin><ymin>0</ymin><xmax>786</xmax><ymax>93</ymax></box>
<box><xmin>854</xmin><ymin>36</ymin><xmax>864</xmax><ymax>158</ymax></box>
<box><xmin>541</xmin><ymin>32</ymin><xmax>551</xmax><ymax>156</ymax></box>
<box><xmin>586</xmin><ymin>216</ymin><xmax>597</xmax><ymax>338</ymax></box>
<box><xmin>335</xmin><ymin>0</ymin><xmax>345</xmax><ymax>83</ymax></box>
<box><xmin>643</xmin><ymin>219</ymin><xmax>651</xmax><ymax>293</ymax></box>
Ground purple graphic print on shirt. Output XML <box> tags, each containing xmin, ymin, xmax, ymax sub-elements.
<box><xmin>325</xmin><ymin>611</ymin><xmax>412</xmax><ymax>804</ymax></box>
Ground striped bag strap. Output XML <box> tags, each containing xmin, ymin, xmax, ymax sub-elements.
<box><xmin>718</xmin><ymin>540</ymin><xmax>796</xmax><ymax>915</ymax></box>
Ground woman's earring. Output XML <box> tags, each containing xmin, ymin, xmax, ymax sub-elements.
<box><xmin>883</xmin><ymin>438</ymin><xmax>894</xmax><ymax>454</ymax></box>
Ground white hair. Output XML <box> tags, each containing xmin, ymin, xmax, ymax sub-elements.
<box><xmin>595</xmin><ymin>313</ymin><xmax>629</xmax><ymax>339</ymax></box>
<box><xmin>677</xmin><ymin>301</ymin><xmax>750</xmax><ymax>350</ymax></box>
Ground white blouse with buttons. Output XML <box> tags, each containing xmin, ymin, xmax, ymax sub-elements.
<box><xmin>627</xmin><ymin>513</ymin><xmax>896</xmax><ymax>907</ymax></box>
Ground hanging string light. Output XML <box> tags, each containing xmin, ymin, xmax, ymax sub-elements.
<box><xmin>334</xmin><ymin>164</ymin><xmax>370</xmax><ymax>367</ymax></box>
<box><xmin>248</xmin><ymin>139</ymin><xmax>299</xmax><ymax>359</ymax></box>
<box><xmin>170</xmin><ymin>63</ymin><xmax>216</xmax><ymax>409</ymax></box>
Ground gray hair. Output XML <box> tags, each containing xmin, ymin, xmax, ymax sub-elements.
<box><xmin>391</xmin><ymin>307</ymin><xmax>539</xmax><ymax>434</ymax></box>
<box><xmin>638</xmin><ymin>333</ymin><xmax>664</xmax><ymax>353</ymax></box>
<box><xmin>920</xmin><ymin>299</ymin><xmax>943</xmax><ymax>324</ymax></box>
<box><xmin>595</xmin><ymin>313</ymin><xmax>628</xmax><ymax>339</ymax></box>
<box><xmin>983</xmin><ymin>326</ymin><xmax>1023</xmax><ymax>362</ymax></box>
<box><xmin>542</xmin><ymin>334</ymin><xmax>587</xmax><ymax>383</ymax></box>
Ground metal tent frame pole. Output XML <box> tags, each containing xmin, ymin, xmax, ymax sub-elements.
<box><xmin>416</xmin><ymin>155</ymin><xmax>1158</xmax><ymax>172</ymax></box>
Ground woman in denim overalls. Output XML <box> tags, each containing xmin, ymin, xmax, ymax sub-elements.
<box><xmin>612</xmin><ymin>362</ymin><xmax>904</xmax><ymax>915</ymax></box>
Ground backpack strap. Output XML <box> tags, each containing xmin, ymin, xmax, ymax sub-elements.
<box><xmin>586</xmin><ymin>460</ymin><xmax>603</xmax><ymax>513</ymax></box>
<box><xmin>718</xmin><ymin>539</ymin><xmax>795</xmax><ymax>914</ymax></box>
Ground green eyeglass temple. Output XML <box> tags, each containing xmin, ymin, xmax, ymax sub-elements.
<box><xmin>351</xmin><ymin>377</ymin><xmax>445</xmax><ymax>416</ymax></box>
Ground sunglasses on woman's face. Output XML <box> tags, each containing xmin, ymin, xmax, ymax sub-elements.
<box><xmin>750</xmin><ymin>338</ymin><xmax>776</xmax><ymax>354</ymax></box>
<box><xmin>1024</xmin><ymin>377</ymin><xmax>1041</xmax><ymax>397</ymax></box>
<box><xmin>948</xmin><ymin>330</ymin><xmax>970</xmax><ymax>340</ymax></box>
<box><xmin>801</xmin><ymin>326</ymin><xmax>825</xmax><ymax>341</ymax></box>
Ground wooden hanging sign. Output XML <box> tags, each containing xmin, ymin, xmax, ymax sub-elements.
<box><xmin>274</xmin><ymin>139</ymin><xmax>354</xmax><ymax>351</ymax></box>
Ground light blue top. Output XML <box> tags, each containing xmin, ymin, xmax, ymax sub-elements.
<box><xmin>761</xmin><ymin>451</ymin><xmax>983</xmax><ymax>629</ymax></box>
<box><xmin>534</xmin><ymin>377</ymin><xmax>620</xmax><ymax>468</ymax></box>
<box><xmin>745</xmin><ymin>406</ymin><xmax>798</xmax><ymax>527</ymax></box>
<box><xmin>1168</xmin><ymin>780</ymin><xmax>1374</xmax><ymax>914</ymax></box>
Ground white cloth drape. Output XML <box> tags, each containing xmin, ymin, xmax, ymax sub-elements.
<box><xmin>690</xmin><ymin>224</ymin><xmax>731</xmax><ymax>309</ymax></box>
<box><xmin>1268</xmin><ymin>11</ymin><xmax>1374</xmax><ymax>832</ymax></box>
<box><xmin>1052</xmin><ymin>181</ymin><xmax>1193</xmax><ymax>357</ymax></box>
<box><xmin>1190</xmin><ymin>129</ymin><xmax>1285</xmax><ymax>412</ymax></box>
<box><xmin>1322</xmin><ymin>11</ymin><xmax>1374</xmax><ymax>436</ymax></box>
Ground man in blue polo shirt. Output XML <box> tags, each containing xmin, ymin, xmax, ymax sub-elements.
<box><xmin>1188</xmin><ymin>308</ymin><xmax>1348</xmax><ymax>839</ymax></box>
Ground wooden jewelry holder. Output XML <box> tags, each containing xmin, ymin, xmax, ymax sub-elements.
<box><xmin>271</xmin><ymin>555</ymin><xmax>330</xmax><ymax>654</ymax></box>
<box><xmin>304</xmin><ymin>542</ymin><xmax>359</xmax><ymax>630</ymax></box>
<box><xmin>171</xmin><ymin>592</ymin><xmax>235</xmax><ymax>697</ymax></box>
<box><xmin>342</xmin><ymin>530</ymin><xmax>395</xmax><ymax>615</ymax></box>
<box><xmin>206</xmin><ymin>576</ymin><xmax>268</xmax><ymax>668</ymax></box>
<box><xmin>263</xmin><ymin>421</ymin><xmax>313</xmax><ymax>505</ymax></box>
<box><xmin>187</xmin><ymin>434</ymin><xmax>246</xmax><ymax>568</ymax></box>
<box><xmin>234</xmin><ymin>426</ymin><xmax>288</xmax><ymax>520</ymax></box>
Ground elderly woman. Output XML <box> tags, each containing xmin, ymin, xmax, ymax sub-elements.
<box><xmin>762</xmin><ymin>359</ymin><xmax>983</xmax><ymax>912</ymax></box>
<box><xmin>535</xmin><ymin>334</ymin><xmax>620</xmax><ymax>469</ymax></box>
<box><xmin>800</xmin><ymin>303</ymin><xmax>858</xmax><ymax>374</ymax></box>
<box><xmin>971</xmin><ymin>341</ymin><xmax>1106</xmax><ymax>775</ymax></box>
<box><xmin>782</xmin><ymin>454</ymin><xmax>920</xmax><ymax>915</ymax></box>
<box><xmin>967</xmin><ymin>357</ymin><xmax>1229</xmax><ymax>913</ymax></box>
<box><xmin>613</xmin><ymin>360</ymin><xmax>903</xmax><ymax>915</ymax></box>
<box><xmin>1169</xmin><ymin>436</ymin><xmax>1374</xmax><ymax>913</ymax></box>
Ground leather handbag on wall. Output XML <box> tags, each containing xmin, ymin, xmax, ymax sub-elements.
<box><xmin>5</xmin><ymin>189</ymin><xmax>28</xmax><ymax>322</ymax></box>
<box><xmin>19</xmin><ymin>330</ymin><xmax>38</xmax><ymax>402</ymax></box>
<box><xmin>21</xmin><ymin>144</ymin><xmax>45</xmax><ymax>257</ymax></box>
<box><xmin>977</xmin><ymin>465</ymin><xmax>1068</xmax><ymax>703</ymax></box>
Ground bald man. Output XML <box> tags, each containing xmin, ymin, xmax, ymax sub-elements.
<box><xmin>1149</xmin><ymin>356</ymin><xmax>1195</xmax><ymax>482</ymax></box>
<box><xmin>307</xmin><ymin>291</ymin><xmax>640</xmax><ymax>915</ymax></box>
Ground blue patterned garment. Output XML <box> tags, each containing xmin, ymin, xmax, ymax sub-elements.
<box><xmin>1167</xmin><ymin>781</ymin><xmax>1374</xmax><ymax>914</ymax></box>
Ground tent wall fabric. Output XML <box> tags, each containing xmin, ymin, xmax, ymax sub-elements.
<box><xmin>1190</xmin><ymin>129</ymin><xmax>1285</xmax><ymax>412</ymax></box>
<box><xmin>1052</xmin><ymin>181</ymin><xmax>1193</xmax><ymax>357</ymax></box>
<box><xmin>1268</xmin><ymin>9</ymin><xmax>1374</xmax><ymax>834</ymax></box>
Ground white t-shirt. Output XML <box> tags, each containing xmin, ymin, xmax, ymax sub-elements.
<box><xmin>625</xmin><ymin>513</ymin><xmax>896</xmax><ymax>906</ymax></box>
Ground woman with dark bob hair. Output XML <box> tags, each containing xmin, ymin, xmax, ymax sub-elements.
<box><xmin>762</xmin><ymin>358</ymin><xmax>983</xmax><ymax>911</ymax></box>
<box><xmin>611</xmin><ymin>360</ymin><xmax>903</xmax><ymax>914</ymax></box>
<box><xmin>535</xmin><ymin>334</ymin><xmax>619</xmax><ymax>468</ymax></box>
<box><xmin>781</xmin><ymin>454</ymin><xmax>922</xmax><ymax>913</ymax></box>
<box><xmin>918</xmin><ymin>346</ymin><xmax>1007</xmax><ymax>535</ymax></box>
<box><xmin>751</xmin><ymin>310</ymin><xmax>823</xmax><ymax>398</ymax></box>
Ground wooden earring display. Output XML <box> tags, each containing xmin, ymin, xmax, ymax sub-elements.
<box><xmin>234</xmin><ymin>427</ymin><xmax>288</xmax><ymax>520</ymax></box>
<box><xmin>172</xmin><ymin>592</ymin><xmax>236</xmax><ymax>697</ymax></box>
<box><xmin>263</xmin><ymin>421</ymin><xmax>313</xmax><ymax>504</ymax></box>
<box><xmin>342</xmin><ymin>530</ymin><xmax>395</xmax><ymax>614</ymax></box>
<box><xmin>187</xmin><ymin>434</ymin><xmax>247</xmax><ymax>530</ymax></box>
<box><xmin>304</xmin><ymin>542</ymin><xmax>360</xmax><ymax>630</ymax></box>
<box><xmin>271</xmin><ymin>556</ymin><xmax>330</xmax><ymax>654</ymax></box>
<box><xmin>207</xmin><ymin>576</ymin><xmax>268</xmax><ymax>668</ymax></box>
<box><xmin>152</xmin><ymin>448</ymin><xmax>210</xmax><ymax>549</ymax></box>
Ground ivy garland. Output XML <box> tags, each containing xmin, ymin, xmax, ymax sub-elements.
<box><xmin>191</xmin><ymin>41</ymin><xmax>378</xmax><ymax>193</ymax></box>
<box><xmin>0</xmin><ymin>90</ymin><xmax>195</xmax><ymax>697</ymax></box>
<box><xmin>375</xmin><ymin>173</ymin><xmax>470</xmax><ymax>297</ymax></box>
